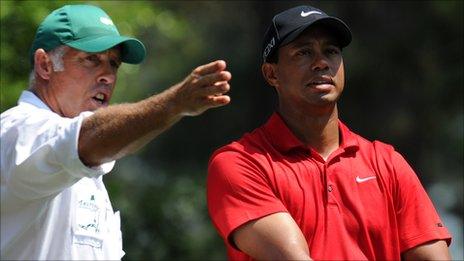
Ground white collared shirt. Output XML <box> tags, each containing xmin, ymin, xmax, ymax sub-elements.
<box><xmin>1</xmin><ymin>91</ymin><xmax>124</xmax><ymax>260</ymax></box>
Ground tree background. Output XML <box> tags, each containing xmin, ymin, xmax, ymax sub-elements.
<box><xmin>1</xmin><ymin>0</ymin><xmax>462</xmax><ymax>259</ymax></box>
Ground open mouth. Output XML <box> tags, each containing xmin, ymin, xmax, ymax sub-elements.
<box><xmin>92</xmin><ymin>93</ymin><xmax>107</xmax><ymax>105</ymax></box>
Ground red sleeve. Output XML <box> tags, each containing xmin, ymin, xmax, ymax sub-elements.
<box><xmin>207</xmin><ymin>146</ymin><xmax>287</xmax><ymax>246</ymax></box>
<box><xmin>391</xmin><ymin>150</ymin><xmax>452</xmax><ymax>252</ymax></box>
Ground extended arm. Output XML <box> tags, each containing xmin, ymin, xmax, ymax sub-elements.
<box><xmin>402</xmin><ymin>240</ymin><xmax>450</xmax><ymax>260</ymax></box>
<box><xmin>78</xmin><ymin>60</ymin><xmax>231</xmax><ymax>166</ymax></box>
<box><xmin>233</xmin><ymin>212</ymin><xmax>312</xmax><ymax>260</ymax></box>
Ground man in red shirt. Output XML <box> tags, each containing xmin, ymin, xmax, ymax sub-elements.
<box><xmin>207</xmin><ymin>5</ymin><xmax>451</xmax><ymax>260</ymax></box>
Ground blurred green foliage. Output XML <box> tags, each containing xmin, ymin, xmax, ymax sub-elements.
<box><xmin>1</xmin><ymin>0</ymin><xmax>463</xmax><ymax>259</ymax></box>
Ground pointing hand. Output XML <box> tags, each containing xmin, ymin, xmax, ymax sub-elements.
<box><xmin>171</xmin><ymin>60</ymin><xmax>231</xmax><ymax>116</ymax></box>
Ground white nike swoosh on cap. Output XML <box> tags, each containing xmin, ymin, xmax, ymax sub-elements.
<box><xmin>356</xmin><ymin>176</ymin><xmax>377</xmax><ymax>183</ymax></box>
<box><xmin>301</xmin><ymin>11</ymin><xmax>322</xmax><ymax>17</ymax></box>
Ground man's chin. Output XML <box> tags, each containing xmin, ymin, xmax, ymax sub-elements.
<box><xmin>306</xmin><ymin>94</ymin><xmax>339</xmax><ymax>105</ymax></box>
<box><xmin>89</xmin><ymin>100</ymin><xmax>109</xmax><ymax>111</ymax></box>
<box><xmin>95</xmin><ymin>104</ymin><xmax>109</xmax><ymax>110</ymax></box>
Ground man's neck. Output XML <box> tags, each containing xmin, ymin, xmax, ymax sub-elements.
<box><xmin>278</xmin><ymin>104</ymin><xmax>340</xmax><ymax>161</ymax></box>
<box><xmin>29</xmin><ymin>82</ymin><xmax>62</xmax><ymax>116</ymax></box>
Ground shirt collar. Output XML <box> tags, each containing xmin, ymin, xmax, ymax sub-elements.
<box><xmin>263</xmin><ymin>112</ymin><xmax>359</xmax><ymax>153</ymax></box>
<box><xmin>18</xmin><ymin>90</ymin><xmax>52</xmax><ymax>111</ymax></box>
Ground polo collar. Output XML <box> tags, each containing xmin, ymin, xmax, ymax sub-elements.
<box><xmin>263</xmin><ymin>112</ymin><xmax>359</xmax><ymax>154</ymax></box>
<box><xmin>18</xmin><ymin>90</ymin><xmax>52</xmax><ymax>111</ymax></box>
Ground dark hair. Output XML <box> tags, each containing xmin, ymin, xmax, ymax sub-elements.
<box><xmin>264</xmin><ymin>29</ymin><xmax>346</xmax><ymax>65</ymax></box>
<box><xmin>265</xmin><ymin>50</ymin><xmax>279</xmax><ymax>64</ymax></box>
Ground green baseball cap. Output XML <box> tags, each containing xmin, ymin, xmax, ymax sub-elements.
<box><xmin>30</xmin><ymin>4</ymin><xmax>146</xmax><ymax>65</ymax></box>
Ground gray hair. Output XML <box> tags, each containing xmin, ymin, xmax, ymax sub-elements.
<box><xmin>28</xmin><ymin>45</ymin><xmax>68</xmax><ymax>88</ymax></box>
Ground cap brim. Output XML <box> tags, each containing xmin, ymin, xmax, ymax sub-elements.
<box><xmin>280</xmin><ymin>17</ymin><xmax>352</xmax><ymax>48</ymax></box>
<box><xmin>66</xmin><ymin>35</ymin><xmax>146</xmax><ymax>64</ymax></box>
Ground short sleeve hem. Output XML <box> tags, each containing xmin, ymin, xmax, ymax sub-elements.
<box><xmin>400</xmin><ymin>227</ymin><xmax>452</xmax><ymax>253</ymax></box>
<box><xmin>58</xmin><ymin>111</ymin><xmax>115</xmax><ymax>178</ymax></box>
<box><xmin>223</xmin><ymin>208</ymin><xmax>289</xmax><ymax>250</ymax></box>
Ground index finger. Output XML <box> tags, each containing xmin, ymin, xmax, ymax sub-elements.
<box><xmin>192</xmin><ymin>60</ymin><xmax>226</xmax><ymax>76</ymax></box>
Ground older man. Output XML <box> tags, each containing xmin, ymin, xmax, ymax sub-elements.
<box><xmin>207</xmin><ymin>5</ymin><xmax>451</xmax><ymax>260</ymax></box>
<box><xmin>1</xmin><ymin>4</ymin><xmax>231</xmax><ymax>260</ymax></box>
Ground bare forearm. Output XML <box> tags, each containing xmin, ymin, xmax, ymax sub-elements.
<box><xmin>245</xmin><ymin>245</ymin><xmax>311</xmax><ymax>261</ymax></box>
<box><xmin>79</xmin><ymin>86</ymin><xmax>183</xmax><ymax>166</ymax></box>
<box><xmin>78</xmin><ymin>60</ymin><xmax>231</xmax><ymax>166</ymax></box>
<box><xmin>402</xmin><ymin>240</ymin><xmax>450</xmax><ymax>260</ymax></box>
<box><xmin>234</xmin><ymin>212</ymin><xmax>312</xmax><ymax>261</ymax></box>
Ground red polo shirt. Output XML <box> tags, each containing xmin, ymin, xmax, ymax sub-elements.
<box><xmin>207</xmin><ymin>113</ymin><xmax>451</xmax><ymax>260</ymax></box>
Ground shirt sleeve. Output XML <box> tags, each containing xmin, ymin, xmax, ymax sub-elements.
<box><xmin>391</xmin><ymin>150</ymin><xmax>452</xmax><ymax>252</ymax></box>
<box><xmin>207</xmin><ymin>147</ymin><xmax>287</xmax><ymax>247</ymax></box>
<box><xmin>3</xmin><ymin>110</ymin><xmax>114</xmax><ymax>201</ymax></box>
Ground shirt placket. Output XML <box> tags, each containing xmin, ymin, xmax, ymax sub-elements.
<box><xmin>324</xmin><ymin>163</ymin><xmax>338</xmax><ymax>207</ymax></box>
<box><xmin>308</xmin><ymin>147</ymin><xmax>343</xmax><ymax>207</ymax></box>
<box><xmin>308</xmin><ymin>150</ymin><xmax>337</xmax><ymax>206</ymax></box>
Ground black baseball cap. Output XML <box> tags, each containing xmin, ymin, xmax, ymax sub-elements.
<box><xmin>262</xmin><ymin>5</ymin><xmax>352</xmax><ymax>62</ymax></box>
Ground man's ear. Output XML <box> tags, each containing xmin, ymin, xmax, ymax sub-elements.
<box><xmin>34</xmin><ymin>48</ymin><xmax>53</xmax><ymax>80</ymax></box>
<box><xmin>261</xmin><ymin>62</ymin><xmax>278</xmax><ymax>88</ymax></box>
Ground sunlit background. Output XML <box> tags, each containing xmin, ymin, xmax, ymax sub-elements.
<box><xmin>1</xmin><ymin>1</ymin><xmax>462</xmax><ymax>259</ymax></box>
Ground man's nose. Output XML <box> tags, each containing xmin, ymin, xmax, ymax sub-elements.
<box><xmin>97</xmin><ymin>63</ymin><xmax>117</xmax><ymax>85</ymax></box>
<box><xmin>311</xmin><ymin>53</ymin><xmax>329</xmax><ymax>72</ymax></box>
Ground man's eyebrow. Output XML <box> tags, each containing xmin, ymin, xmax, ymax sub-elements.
<box><xmin>289</xmin><ymin>39</ymin><xmax>340</xmax><ymax>49</ymax></box>
<box><xmin>112</xmin><ymin>55</ymin><xmax>122</xmax><ymax>64</ymax></box>
<box><xmin>289</xmin><ymin>40</ymin><xmax>315</xmax><ymax>49</ymax></box>
<box><xmin>108</xmin><ymin>50</ymin><xmax>122</xmax><ymax>62</ymax></box>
